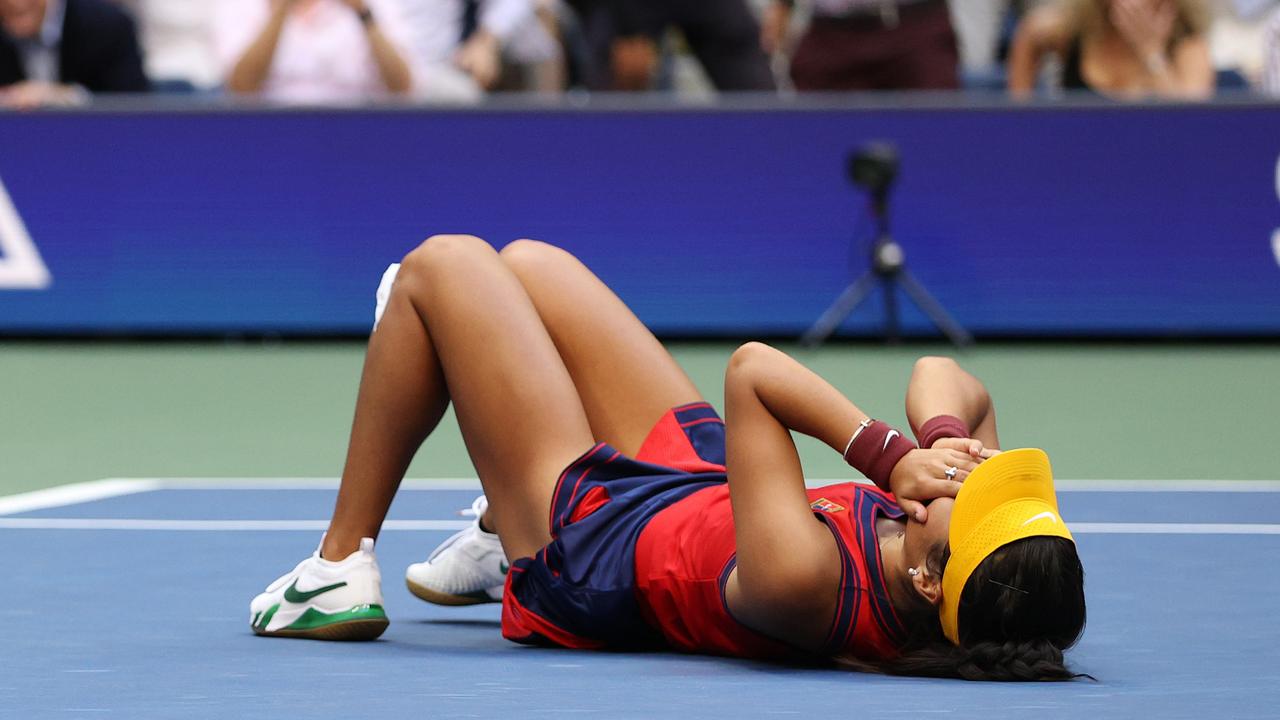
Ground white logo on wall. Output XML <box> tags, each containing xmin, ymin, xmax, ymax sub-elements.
<box><xmin>0</xmin><ymin>174</ymin><xmax>51</xmax><ymax>289</ymax></box>
<box><xmin>1273</xmin><ymin>153</ymin><xmax>1280</xmax><ymax>269</ymax></box>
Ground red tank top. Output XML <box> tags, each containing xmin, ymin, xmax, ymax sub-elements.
<box><xmin>633</xmin><ymin>482</ymin><xmax>908</xmax><ymax>660</ymax></box>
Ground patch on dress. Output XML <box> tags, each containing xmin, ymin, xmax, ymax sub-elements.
<box><xmin>810</xmin><ymin>497</ymin><xmax>846</xmax><ymax>514</ymax></box>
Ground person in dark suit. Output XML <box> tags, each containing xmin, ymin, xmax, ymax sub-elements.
<box><xmin>566</xmin><ymin>0</ymin><xmax>776</xmax><ymax>91</ymax></box>
<box><xmin>0</xmin><ymin>0</ymin><xmax>149</xmax><ymax>108</ymax></box>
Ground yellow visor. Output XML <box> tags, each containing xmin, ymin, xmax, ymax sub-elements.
<box><xmin>939</xmin><ymin>448</ymin><xmax>1074</xmax><ymax>645</ymax></box>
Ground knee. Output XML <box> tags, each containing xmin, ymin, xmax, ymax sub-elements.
<box><xmin>499</xmin><ymin>238</ymin><xmax>563</xmax><ymax>275</ymax></box>
<box><xmin>912</xmin><ymin>356</ymin><xmax>958</xmax><ymax>375</ymax></box>
<box><xmin>401</xmin><ymin>234</ymin><xmax>494</xmax><ymax>279</ymax></box>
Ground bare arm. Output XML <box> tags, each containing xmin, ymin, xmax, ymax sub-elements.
<box><xmin>357</xmin><ymin>4</ymin><xmax>413</xmax><ymax>95</ymax></box>
<box><xmin>226</xmin><ymin>2</ymin><xmax>290</xmax><ymax>94</ymax></box>
<box><xmin>721</xmin><ymin>344</ymin><xmax>980</xmax><ymax>647</ymax></box>
<box><xmin>760</xmin><ymin>0</ymin><xmax>793</xmax><ymax>55</ymax></box>
<box><xmin>1152</xmin><ymin>35</ymin><xmax>1213</xmax><ymax>99</ymax></box>
<box><xmin>721</xmin><ymin>342</ymin><xmax>862</xmax><ymax>649</ymax></box>
<box><xmin>905</xmin><ymin>356</ymin><xmax>999</xmax><ymax>450</ymax></box>
<box><xmin>1007</xmin><ymin>5</ymin><xmax>1069</xmax><ymax>99</ymax></box>
<box><xmin>1110</xmin><ymin>0</ymin><xmax>1213</xmax><ymax>99</ymax></box>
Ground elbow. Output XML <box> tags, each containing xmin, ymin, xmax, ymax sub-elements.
<box><xmin>912</xmin><ymin>355</ymin><xmax>957</xmax><ymax>376</ymax></box>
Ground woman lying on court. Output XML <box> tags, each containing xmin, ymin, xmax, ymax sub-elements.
<box><xmin>250</xmin><ymin>236</ymin><xmax>1087</xmax><ymax>681</ymax></box>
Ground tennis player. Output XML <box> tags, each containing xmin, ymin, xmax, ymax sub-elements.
<box><xmin>250</xmin><ymin>236</ymin><xmax>1086</xmax><ymax>680</ymax></box>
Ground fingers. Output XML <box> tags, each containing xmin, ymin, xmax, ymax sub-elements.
<box><xmin>943</xmin><ymin>450</ymin><xmax>979</xmax><ymax>473</ymax></box>
<box><xmin>919</xmin><ymin>477</ymin><xmax>964</xmax><ymax>499</ymax></box>
<box><xmin>932</xmin><ymin>437</ymin><xmax>987</xmax><ymax>458</ymax></box>
<box><xmin>898</xmin><ymin>498</ymin><xmax>927</xmax><ymax>524</ymax></box>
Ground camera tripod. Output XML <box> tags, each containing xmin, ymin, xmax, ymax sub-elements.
<box><xmin>800</xmin><ymin>144</ymin><xmax>972</xmax><ymax>348</ymax></box>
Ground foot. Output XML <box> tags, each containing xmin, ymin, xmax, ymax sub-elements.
<box><xmin>405</xmin><ymin>495</ymin><xmax>507</xmax><ymax>606</ymax></box>
<box><xmin>250</xmin><ymin>537</ymin><xmax>389</xmax><ymax>640</ymax></box>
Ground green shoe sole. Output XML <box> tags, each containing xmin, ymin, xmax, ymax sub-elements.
<box><xmin>252</xmin><ymin>604</ymin><xmax>389</xmax><ymax>641</ymax></box>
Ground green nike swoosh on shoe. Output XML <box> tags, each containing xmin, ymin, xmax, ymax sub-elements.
<box><xmin>283</xmin><ymin>579</ymin><xmax>348</xmax><ymax>604</ymax></box>
<box><xmin>499</xmin><ymin>560</ymin><xmax>509</xmax><ymax>574</ymax></box>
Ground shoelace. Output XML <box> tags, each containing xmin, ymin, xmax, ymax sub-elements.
<box><xmin>458</xmin><ymin>494</ymin><xmax>488</xmax><ymax>520</ymax></box>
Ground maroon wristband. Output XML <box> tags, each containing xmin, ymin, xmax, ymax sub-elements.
<box><xmin>842</xmin><ymin>420</ymin><xmax>917</xmax><ymax>491</ymax></box>
<box><xmin>916</xmin><ymin>414</ymin><xmax>970</xmax><ymax>450</ymax></box>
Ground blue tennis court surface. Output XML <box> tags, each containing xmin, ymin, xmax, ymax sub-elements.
<box><xmin>4</xmin><ymin>480</ymin><xmax>1279</xmax><ymax>719</ymax></box>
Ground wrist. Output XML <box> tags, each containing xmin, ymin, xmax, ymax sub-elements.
<box><xmin>917</xmin><ymin>414</ymin><xmax>970</xmax><ymax>449</ymax></box>
<box><xmin>842</xmin><ymin>419</ymin><xmax>917</xmax><ymax>491</ymax></box>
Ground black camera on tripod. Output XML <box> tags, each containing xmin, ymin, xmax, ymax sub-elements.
<box><xmin>800</xmin><ymin>142</ymin><xmax>972</xmax><ymax>347</ymax></box>
<box><xmin>848</xmin><ymin>143</ymin><xmax>899</xmax><ymax>203</ymax></box>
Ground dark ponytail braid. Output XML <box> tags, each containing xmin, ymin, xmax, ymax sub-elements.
<box><xmin>839</xmin><ymin>536</ymin><xmax>1088</xmax><ymax>681</ymax></box>
<box><xmin>954</xmin><ymin>639</ymin><xmax>1077</xmax><ymax>681</ymax></box>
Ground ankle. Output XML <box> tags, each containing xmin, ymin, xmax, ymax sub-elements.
<box><xmin>320</xmin><ymin>535</ymin><xmax>361</xmax><ymax>561</ymax></box>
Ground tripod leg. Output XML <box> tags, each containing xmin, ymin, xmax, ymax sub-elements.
<box><xmin>800</xmin><ymin>272</ymin><xmax>879</xmax><ymax>347</ymax></box>
<box><xmin>897</xmin><ymin>270</ymin><xmax>975</xmax><ymax>348</ymax></box>
<box><xmin>883</xmin><ymin>278</ymin><xmax>900</xmax><ymax>344</ymax></box>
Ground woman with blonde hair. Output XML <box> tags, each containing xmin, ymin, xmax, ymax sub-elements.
<box><xmin>1008</xmin><ymin>0</ymin><xmax>1213</xmax><ymax>99</ymax></box>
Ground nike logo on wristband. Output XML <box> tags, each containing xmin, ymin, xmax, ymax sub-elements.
<box><xmin>882</xmin><ymin>430</ymin><xmax>900</xmax><ymax>451</ymax></box>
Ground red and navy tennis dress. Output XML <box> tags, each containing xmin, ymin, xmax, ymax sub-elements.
<box><xmin>500</xmin><ymin>402</ymin><xmax>909</xmax><ymax>661</ymax></box>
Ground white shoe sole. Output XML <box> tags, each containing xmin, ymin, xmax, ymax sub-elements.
<box><xmin>405</xmin><ymin>577</ymin><xmax>501</xmax><ymax>606</ymax></box>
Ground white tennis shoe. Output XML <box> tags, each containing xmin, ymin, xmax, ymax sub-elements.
<box><xmin>250</xmin><ymin>537</ymin><xmax>388</xmax><ymax>640</ymax></box>
<box><xmin>405</xmin><ymin>495</ymin><xmax>508</xmax><ymax>605</ymax></box>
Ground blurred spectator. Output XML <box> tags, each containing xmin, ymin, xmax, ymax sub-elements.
<box><xmin>1264</xmin><ymin>3</ymin><xmax>1280</xmax><ymax>93</ymax></box>
<box><xmin>1007</xmin><ymin>0</ymin><xmax>1213</xmax><ymax>99</ymax></box>
<box><xmin>214</xmin><ymin>0</ymin><xmax>422</xmax><ymax>104</ymax></box>
<box><xmin>1204</xmin><ymin>0</ymin><xmax>1278</xmax><ymax>89</ymax></box>
<box><xmin>949</xmin><ymin>0</ymin><xmax>1052</xmax><ymax>81</ymax></box>
<box><xmin>400</xmin><ymin>0</ymin><xmax>560</xmax><ymax>92</ymax></box>
<box><xmin>0</xmin><ymin>0</ymin><xmax>149</xmax><ymax>108</ymax></box>
<box><xmin>567</xmin><ymin>0</ymin><xmax>775</xmax><ymax>91</ymax></box>
<box><xmin>763</xmin><ymin>0</ymin><xmax>959</xmax><ymax>90</ymax></box>
<box><xmin>114</xmin><ymin>0</ymin><xmax>218</xmax><ymax>91</ymax></box>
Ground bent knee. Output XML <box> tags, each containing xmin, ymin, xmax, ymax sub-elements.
<box><xmin>499</xmin><ymin>238</ymin><xmax>565</xmax><ymax>274</ymax></box>
<box><xmin>401</xmin><ymin>234</ymin><xmax>494</xmax><ymax>276</ymax></box>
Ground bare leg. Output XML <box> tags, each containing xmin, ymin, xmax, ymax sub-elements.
<box><xmin>499</xmin><ymin>240</ymin><xmax>703</xmax><ymax>455</ymax></box>
<box><xmin>904</xmin><ymin>356</ymin><xmax>1000</xmax><ymax>449</ymax></box>
<box><xmin>323</xmin><ymin>235</ymin><xmax>595</xmax><ymax>562</ymax></box>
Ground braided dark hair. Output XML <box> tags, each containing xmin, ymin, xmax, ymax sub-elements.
<box><xmin>839</xmin><ymin>537</ymin><xmax>1088</xmax><ymax>681</ymax></box>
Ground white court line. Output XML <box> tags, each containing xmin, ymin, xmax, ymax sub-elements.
<box><xmin>0</xmin><ymin>479</ymin><xmax>161</xmax><ymax>516</ymax></box>
<box><xmin>2</xmin><ymin>476</ymin><xmax>1278</xmax><ymax>520</ymax></box>
<box><xmin>1055</xmin><ymin>480</ymin><xmax>1280</xmax><ymax>493</ymax></box>
<box><xmin>2</xmin><ymin>518</ymin><xmax>1278</xmax><ymax>535</ymax></box>
<box><xmin>108</xmin><ymin>477</ymin><xmax>1280</xmax><ymax>493</ymax></box>
<box><xmin>0</xmin><ymin>518</ymin><xmax>468</xmax><ymax>531</ymax></box>
<box><xmin>1071</xmin><ymin>523</ymin><xmax>1280</xmax><ymax>535</ymax></box>
<box><xmin>133</xmin><ymin>477</ymin><xmax>484</xmax><ymax>491</ymax></box>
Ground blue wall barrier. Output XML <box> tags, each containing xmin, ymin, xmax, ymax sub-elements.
<box><xmin>1</xmin><ymin>102</ymin><xmax>1278</xmax><ymax>336</ymax></box>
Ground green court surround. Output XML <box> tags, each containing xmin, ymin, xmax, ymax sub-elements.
<box><xmin>1</xmin><ymin>341</ymin><xmax>1274</xmax><ymax>496</ymax></box>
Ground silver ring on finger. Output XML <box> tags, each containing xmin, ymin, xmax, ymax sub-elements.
<box><xmin>945</xmin><ymin>465</ymin><xmax>958</xmax><ymax>480</ymax></box>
